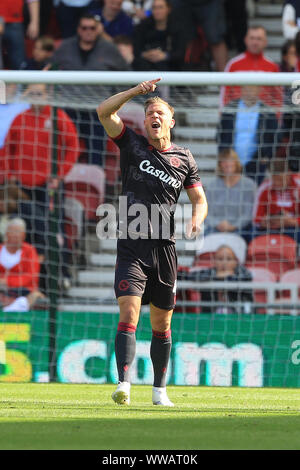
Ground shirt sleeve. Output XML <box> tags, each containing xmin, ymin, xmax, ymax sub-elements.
<box><xmin>111</xmin><ymin>124</ymin><xmax>131</xmax><ymax>149</ymax></box>
<box><xmin>184</xmin><ymin>150</ymin><xmax>202</xmax><ymax>189</ymax></box>
<box><xmin>282</xmin><ymin>4</ymin><xmax>298</xmax><ymax>39</ymax></box>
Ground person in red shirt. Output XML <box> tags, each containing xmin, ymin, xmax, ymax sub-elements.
<box><xmin>4</xmin><ymin>83</ymin><xmax>79</xmax><ymax>204</ymax></box>
<box><xmin>221</xmin><ymin>26</ymin><xmax>282</xmax><ymax>110</ymax></box>
<box><xmin>0</xmin><ymin>218</ymin><xmax>40</xmax><ymax>294</ymax></box>
<box><xmin>253</xmin><ymin>159</ymin><xmax>300</xmax><ymax>245</ymax></box>
<box><xmin>3</xmin><ymin>83</ymin><xmax>80</xmax><ymax>289</ymax></box>
<box><xmin>0</xmin><ymin>0</ymin><xmax>40</xmax><ymax>69</ymax></box>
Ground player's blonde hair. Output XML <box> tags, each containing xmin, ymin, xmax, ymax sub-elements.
<box><xmin>144</xmin><ymin>96</ymin><xmax>175</xmax><ymax>117</ymax></box>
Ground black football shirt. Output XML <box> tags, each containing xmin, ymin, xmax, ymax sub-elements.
<box><xmin>112</xmin><ymin>125</ymin><xmax>202</xmax><ymax>242</ymax></box>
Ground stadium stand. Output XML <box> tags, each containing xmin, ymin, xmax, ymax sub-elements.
<box><xmin>1</xmin><ymin>0</ymin><xmax>299</xmax><ymax>317</ymax></box>
<box><xmin>3</xmin><ymin>1</ymin><xmax>300</xmax><ymax>400</ymax></box>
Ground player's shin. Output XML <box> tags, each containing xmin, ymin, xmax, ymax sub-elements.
<box><xmin>115</xmin><ymin>322</ymin><xmax>137</xmax><ymax>383</ymax></box>
<box><xmin>150</xmin><ymin>329</ymin><xmax>172</xmax><ymax>388</ymax></box>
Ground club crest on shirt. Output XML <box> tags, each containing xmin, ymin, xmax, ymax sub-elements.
<box><xmin>170</xmin><ymin>157</ymin><xmax>180</xmax><ymax>168</ymax></box>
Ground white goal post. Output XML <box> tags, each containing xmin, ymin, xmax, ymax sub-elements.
<box><xmin>0</xmin><ymin>70</ymin><xmax>299</xmax><ymax>86</ymax></box>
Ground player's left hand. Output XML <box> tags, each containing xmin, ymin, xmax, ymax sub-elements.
<box><xmin>185</xmin><ymin>218</ymin><xmax>202</xmax><ymax>239</ymax></box>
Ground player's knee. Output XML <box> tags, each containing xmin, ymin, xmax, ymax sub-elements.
<box><xmin>151</xmin><ymin>316</ymin><xmax>171</xmax><ymax>333</ymax></box>
<box><xmin>118</xmin><ymin>297</ymin><xmax>140</xmax><ymax>326</ymax></box>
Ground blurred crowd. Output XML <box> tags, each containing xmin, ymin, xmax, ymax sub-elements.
<box><xmin>1</xmin><ymin>0</ymin><xmax>300</xmax><ymax>314</ymax></box>
<box><xmin>0</xmin><ymin>0</ymin><xmax>239</xmax><ymax>73</ymax></box>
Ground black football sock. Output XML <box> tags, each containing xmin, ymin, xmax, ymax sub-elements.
<box><xmin>150</xmin><ymin>329</ymin><xmax>172</xmax><ymax>388</ymax></box>
<box><xmin>115</xmin><ymin>322</ymin><xmax>136</xmax><ymax>383</ymax></box>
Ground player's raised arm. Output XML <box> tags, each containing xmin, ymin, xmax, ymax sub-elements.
<box><xmin>97</xmin><ymin>78</ymin><xmax>161</xmax><ymax>138</ymax></box>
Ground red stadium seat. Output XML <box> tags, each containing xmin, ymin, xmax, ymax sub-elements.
<box><xmin>175</xmin><ymin>265</ymin><xmax>203</xmax><ymax>314</ymax></box>
<box><xmin>64</xmin><ymin>164</ymin><xmax>105</xmax><ymax>221</ymax></box>
<box><xmin>193</xmin><ymin>251</ymin><xmax>214</xmax><ymax>268</ymax></box>
<box><xmin>246</xmin><ymin>234</ymin><xmax>297</xmax><ymax>280</ymax></box>
<box><xmin>64</xmin><ymin>197</ymin><xmax>85</xmax><ymax>250</ymax></box>
<box><xmin>246</xmin><ymin>266</ymin><xmax>277</xmax><ymax>283</ymax></box>
<box><xmin>280</xmin><ymin>269</ymin><xmax>300</xmax><ymax>285</ymax></box>
<box><xmin>279</xmin><ymin>269</ymin><xmax>300</xmax><ymax>302</ymax></box>
<box><xmin>175</xmin><ymin>287</ymin><xmax>201</xmax><ymax>314</ymax></box>
<box><xmin>246</xmin><ymin>266</ymin><xmax>277</xmax><ymax>311</ymax></box>
<box><xmin>176</xmin><ymin>265</ymin><xmax>213</xmax><ymax>314</ymax></box>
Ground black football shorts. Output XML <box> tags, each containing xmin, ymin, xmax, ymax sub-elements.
<box><xmin>114</xmin><ymin>239</ymin><xmax>177</xmax><ymax>310</ymax></box>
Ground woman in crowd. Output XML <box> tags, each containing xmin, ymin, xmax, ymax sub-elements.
<box><xmin>180</xmin><ymin>245</ymin><xmax>253</xmax><ymax>314</ymax></box>
<box><xmin>204</xmin><ymin>148</ymin><xmax>256</xmax><ymax>242</ymax></box>
<box><xmin>133</xmin><ymin>0</ymin><xmax>187</xmax><ymax>71</ymax></box>
<box><xmin>280</xmin><ymin>39</ymin><xmax>297</xmax><ymax>72</ymax></box>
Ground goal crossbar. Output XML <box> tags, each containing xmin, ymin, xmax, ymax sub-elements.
<box><xmin>0</xmin><ymin>71</ymin><xmax>300</xmax><ymax>86</ymax></box>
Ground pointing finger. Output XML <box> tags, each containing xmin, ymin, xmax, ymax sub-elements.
<box><xmin>151</xmin><ymin>78</ymin><xmax>162</xmax><ymax>84</ymax></box>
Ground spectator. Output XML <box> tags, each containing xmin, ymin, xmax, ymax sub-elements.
<box><xmin>253</xmin><ymin>159</ymin><xmax>300</xmax><ymax>246</ymax></box>
<box><xmin>0</xmin><ymin>218</ymin><xmax>40</xmax><ymax>293</ymax></box>
<box><xmin>204</xmin><ymin>148</ymin><xmax>256</xmax><ymax>242</ymax></box>
<box><xmin>54</xmin><ymin>0</ymin><xmax>94</xmax><ymax>39</ymax></box>
<box><xmin>3</xmin><ymin>83</ymin><xmax>80</xmax><ymax>288</ymax></box>
<box><xmin>114</xmin><ymin>34</ymin><xmax>134</xmax><ymax>67</ymax></box>
<box><xmin>277</xmin><ymin>37</ymin><xmax>300</xmax><ymax>174</ymax></box>
<box><xmin>224</xmin><ymin>0</ymin><xmax>248</xmax><ymax>53</ymax></box>
<box><xmin>218</xmin><ymin>85</ymin><xmax>278</xmax><ymax>184</ymax></box>
<box><xmin>279</xmin><ymin>40</ymin><xmax>297</xmax><ymax>106</ymax></box>
<box><xmin>51</xmin><ymin>13</ymin><xmax>129</xmax><ymax>71</ymax></box>
<box><xmin>122</xmin><ymin>0</ymin><xmax>152</xmax><ymax>24</ymax></box>
<box><xmin>0</xmin><ymin>0</ymin><xmax>40</xmax><ymax>69</ymax></box>
<box><xmin>177</xmin><ymin>0</ymin><xmax>228</xmax><ymax>72</ymax></box>
<box><xmin>221</xmin><ymin>26</ymin><xmax>282</xmax><ymax>109</ymax></box>
<box><xmin>89</xmin><ymin>0</ymin><xmax>134</xmax><ymax>39</ymax></box>
<box><xmin>51</xmin><ymin>13</ymin><xmax>129</xmax><ymax>165</ymax></box>
<box><xmin>4</xmin><ymin>83</ymin><xmax>79</xmax><ymax>209</ymax></box>
<box><xmin>20</xmin><ymin>36</ymin><xmax>55</xmax><ymax>70</ymax></box>
<box><xmin>282</xmin><ymin>0</ymin><xmax>300</xmax><ymax>39</ymax></box>
<box><xmin>0</xmin><ymin>182</ymin><xmax>46</xmax><ymax>260</ymax></box>
<box><xmin>133</xmin><ymin>0</ymin><xmax>186</xmax><ymax>71</ymax></box>
<box><xmin>0</xmin><ymin>287</ymin><xmax>45</xmax><ymax>312</ymax></box>
<box><xmin>280</xmin><ymin>39</ymin><xmax>297</xmax><ymax>72</ymax></box>
<box><xmin>179</xmin><ymin>245</ymin><xmax>253</xmax><ymax>314</ymax></box>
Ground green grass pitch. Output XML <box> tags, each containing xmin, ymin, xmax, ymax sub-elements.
<box><xmin>0</xmin><ymin>383</ymin><xmax>299</xmax><ymax>450</ymax></box>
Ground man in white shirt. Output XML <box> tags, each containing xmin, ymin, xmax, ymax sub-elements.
<box><xmin>0</xmin><ymin>288</ymin><xmax>44</xmax><ymax>312</ymax></box>
<box><xmin>282</xmin><ymin>1</ymin><xmax>300</xmax><ymax>39</ymax></box>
